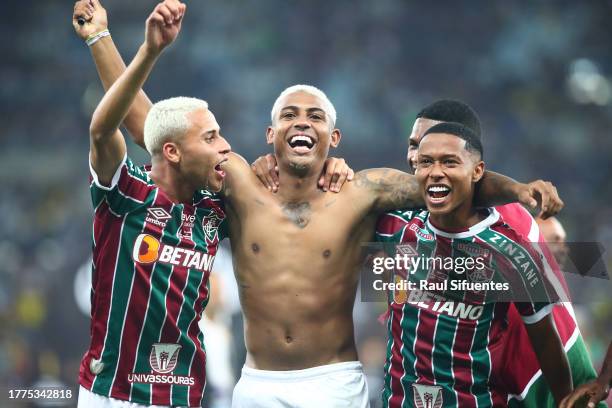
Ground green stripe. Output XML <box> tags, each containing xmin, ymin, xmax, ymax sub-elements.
<box><xmin>400</xmin><ymin>305</ymin><xmax>419</xmax><ymax>407</ymax></box>
<box><xmin>401</xmin><ymin>237</ymin><xmax>437</xmax><ymax>408</ymax></box>
<box><xmin>90</xmin><ymin>183</ymin><xmax>106</xmax><ymax>209</ymax></box>
<box><xmin>382</xmin><ymin>307</ymin><xmax>395</xmax><ymax>408</ymax></box>
<box><xmin>130</xmin><ymin>205</ymin><xmax>181</xmax><ymax>403</ymax></box>
<box><xmin>508</xmin><ymin>334</ymin><xmax>604</xmax><ymax>408</ymax></box>
<box><xmin>90</xmin><ymin>158</ymin><xmax>155</xmax><ymax>217</ymax></box>
<box><xmin>470</xmin><ymin>303</ymin><xmax>495</xmax><ymax>407</ymax></box>
<box><xmin>107</xmin><ymin>189</ymin><xmax>149</xmax><ymax>214</ymax></box>
<box><xmin>171</xmin><ymin>269</ymin><xmax>208</xmax><ymax>405</ymax></box>
<box><xmin>477</xmin><ymin>229</ymin><xmax>551</xmax><ymax>308</ymax></box>
<box><xmin>91</xmin><ymin>209</ymin><xmax>148</xmax><ymax>396</ymax></box>
<box><xmin>431</xmin><ymin>313</ymin><xmax>458</xmax><ymax>407</ymax></box>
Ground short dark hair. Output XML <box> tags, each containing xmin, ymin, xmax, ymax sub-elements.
<box><xmin>416</xmin><ymin>99</ymin><xmax>481</xmax><ymax>137</ymax></box>
<box><xmin>422</xmin><ymin>122</ymin><xmax>483</xmax><ymax>159</ymax></box>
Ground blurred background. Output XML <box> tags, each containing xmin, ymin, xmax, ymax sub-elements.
<box><xmin>1</xmin><ymin>0</ymin><xmax>611</xmax><ymax>406</ymax></box>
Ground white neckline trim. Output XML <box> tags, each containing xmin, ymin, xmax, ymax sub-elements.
<box><xmin>426</xmin><ymin>208</ymin><xmax>500</xmax><ymax>239</ymax></box>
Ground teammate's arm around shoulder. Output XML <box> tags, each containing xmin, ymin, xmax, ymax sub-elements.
<box><xmin>89</xmin><ymin>0</ymin><xmax>186</xmax><ymax>185</ymax></box>
<box><xmin>524</xmin><ymin>314</ymin><xmax>573</xmax><ymax>404</ymax></box>
<box><xmin>221</xmin><ymin>152</ymin><xmax>263</xmax><ymax>201</ymax></box>
<box><xmin>476</xmin><ymin>171</ymin><xmax>564</xmax><ymax>218</ymax></box>
<box><xmin>353</xmin><ymin>168</ymin><xmax>424</xmax><ymax>212</ymax></box>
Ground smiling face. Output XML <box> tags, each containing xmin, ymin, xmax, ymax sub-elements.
<box><xmin>416</xmin><ymin>132</ymin><xmax>484</xmax><ymax>218</ymax></box>
<box><xmin>266</xmin><ymin>91</ymin><xmax>341</xmax><ymax>176</ymax></box>
<box><xmin>172</xmin><ymin>108</ymin><xmax>231</xmax><ymax>192</ymax></box>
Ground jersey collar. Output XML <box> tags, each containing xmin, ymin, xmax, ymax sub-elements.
<box><xmin>426</xmin><ymin>208</ymin><xmax>500</xmax><ymax>239</ymax></box>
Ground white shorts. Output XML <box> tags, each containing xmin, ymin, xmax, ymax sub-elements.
<box><xmin>77</xmin><ymin>385</ymin><xmax>182</xmax><ymax>408</ymax></box>
<box><xmin>231</xmin><ymin>361</ymin><xmax>370</xmax><ymax>408</ymax></box>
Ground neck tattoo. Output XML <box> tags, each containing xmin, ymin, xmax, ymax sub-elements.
<box><xmin>282</xmin><ymin>201</ymin><xmax>311</xmax><ymax>228</ymax></box>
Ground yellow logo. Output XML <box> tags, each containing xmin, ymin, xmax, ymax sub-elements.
<box><xmin>132</xmin><ymin>234</ymin><xmax>160</xmax><ymax>264</ymax></box>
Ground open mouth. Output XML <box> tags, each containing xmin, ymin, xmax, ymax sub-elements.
<box><xmin>287</xmin><ymin>135</ymin><xmax>315</xmax><ymax>153</ymax></box>
<box><xmin>426</xmin><ymin>184</ymin><xmax>451</xmax><ymax>204</ymax></box>
<box><xmin>214</xmin><ymin>159</ymin><xmax>227</xmax><ymax>179</ymax></box>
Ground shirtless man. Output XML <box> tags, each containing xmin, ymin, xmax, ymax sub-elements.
<box><xmin>73</xmin><ymin>2</ymin><xmax>562</xmax><ymax>406</ymax></box>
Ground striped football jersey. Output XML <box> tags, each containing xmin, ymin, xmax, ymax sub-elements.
<box><xmin>79</xmin><ymin>155</ymin><xmax>227</xmax><ymax>407</ymax></box>
<box><xmin>497</xmin><ymin>204</ymin><xmax>601</xmax><ymax>408</ymax></box>
<box><xmin>375</xmin><ymin>208</ymin><xmax>559</xmax><ymax>408</ymax></box>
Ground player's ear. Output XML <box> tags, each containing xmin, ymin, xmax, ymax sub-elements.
<box><xmin>266</xmin><ymin>126</ymin><xmax>274</xmax><ymax>145</ymax></box>
<box><xmin>330</xmin><ymin>128</ymin><xmax>342</xmax><ymax>148</ymax></box>
<box><xmin>162</xmin><ymin>142</ymin><xmax>180</xmax><ymax>163</ymax></box>
<box><xmin>472</xmin><ymin>159</ymin><xmax>485</xmax><ymax>182</ymax></box>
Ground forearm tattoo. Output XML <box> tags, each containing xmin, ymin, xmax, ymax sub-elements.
<box><xmin>354</xmin><ymin>169</ymin><xmax>422</xmax><ymax>210</ymax></box>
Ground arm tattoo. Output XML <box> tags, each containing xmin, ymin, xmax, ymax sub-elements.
<box><xmin>282</xmin><ymin>202</ymin><xmax>311</xmax><ymax>228</ymax></box>
<box><xmin>354</xmin><ymin>169</ymin><xmax>423</xmax><ymax>210</ymax></box>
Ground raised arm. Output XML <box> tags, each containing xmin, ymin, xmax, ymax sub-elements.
<box><xmin>73</xmin><ymin>0</ymin><xmax>152</xmax><ymax>149</ymax></box>
<box><xmin>88</xmin><ymin>0</ymin><xmax>185</xmax><ymax>184</ymax></box>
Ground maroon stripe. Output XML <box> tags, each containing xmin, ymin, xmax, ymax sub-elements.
<box><xmin>413</xmin><ymin>310</ymin><xmax>437</xmax><ymax>384</ymax></box>
<box><xmin>151</xmin><ymin>268</ymin><xmax>190</xmax><ymax>404</ymax></box>
<box><xmin>79</xmin><ymin>203</ymin><xmax>124</xmax><ymax>390</ymax></box>
<box><xmin>451</xmin><ymin>318</ymin><xmax>478</xmax><ymax>406</ymax></box>
<box><xmin>495</xmin><ymin>203</ymin><xmax>533</xmax><ymax>238</ymax></box>
<box><xmin>448</xmin><ymin>233</ymin><xmax>479</xmax><ymax>405</ymax></box>
<box><xmin>188</xmin><ymin>269</ymin><xmax>211</xmax><ymax>406</ymax></box>
<box><xmin>151</xmin><ymin>204</ymin><xmax>202</xmax><ymax>405</ymax></box>
<box><xmin>109</xmin><ymin>261</ymin><xmax>154</xmax><ymax>401</ymax></box>
<box><xmin>109</xmin><ymin>194</ymin><xmax>167</xmax><ymax>399</ymax></box>
<box><xmin>388</xmin><ymin>305</ymin><xmax>406</xmax><ymax>408</ymax></box>
<box><xmin>377</xmin><ymin>213</ymin><xmax>408</xmax><ymax>236</ymax></box>
<box><xmin>117</xmin><ymin>165</ymin><xmax>154</xmax><ymax>203</ymax></box>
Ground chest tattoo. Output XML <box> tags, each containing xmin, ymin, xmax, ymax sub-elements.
<box><xmin>282</xmin><ymin>201</ymin><xmax>311</xmax><ymax>228</ymax></box>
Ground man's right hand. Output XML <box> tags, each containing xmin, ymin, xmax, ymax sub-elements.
<box><xmin>559</xmin><ymin>379</ymin><xmax>610</xmax><ymax>408</ymax></box>
<box><xmin>73</xmin><ymin>0</ymin><xmax>108</xmax><ymax>40</ymax></box>
<box><xmin>144</xmin><ymin>0</ymin><xmax>186</xmax><ymax>56</ymax></box>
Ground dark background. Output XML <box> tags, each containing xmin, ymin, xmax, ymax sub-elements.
<box><xmin>1</xmin><ymin>1</ymin><xmax>611</xmax><ymax>406</ymax></box>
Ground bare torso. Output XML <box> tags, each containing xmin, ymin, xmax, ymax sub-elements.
<box><xmin>223</xmin><ymin>154</ymin><xmax>383</xmax><ymax>370</ymax></box>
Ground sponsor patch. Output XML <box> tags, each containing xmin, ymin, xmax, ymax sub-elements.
<box><xmin>413</xmin><ymin>383</ymin><xmax>443</xmax><ymax>408</ymax></box>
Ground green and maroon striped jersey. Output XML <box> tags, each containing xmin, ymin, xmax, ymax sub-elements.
<box><xmin>79</xmin><ymin>155</ymin><xmax>227</xmax><ymax>407</ymax></box>
<box><xmin>375</xmin><ymin>209</ymin><xmax>558</xmax><ymax>408</ymax></box>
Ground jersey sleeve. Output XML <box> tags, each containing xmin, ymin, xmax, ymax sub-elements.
<box><xmin>89</xmin><ymin>154</ymin><xmax>153</xmax><ymax>216</ymax></box>
<box><xmin>508</xmin><ymin>237</ymin><xmax>560</xmax><ymax>324</ymax></box>
<box><xmin>376</xmin><ymin>209</ymin><xmax>418</xmax><ymax>243</ymax></box>
<box><xmin>217</xmin><ymin>216</ymin><xmax>229</xmax><ymax>241</ymax></box>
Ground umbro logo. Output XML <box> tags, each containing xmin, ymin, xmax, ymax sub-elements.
<box><xmin>146</xmin><ymin>207</ymin><xmax>172</xmax><ymax>228</ymax></box>
<box><xmin>147</xmin><ymin>207</ymin><xmax>172</xmax><ymax>220</ymax></box>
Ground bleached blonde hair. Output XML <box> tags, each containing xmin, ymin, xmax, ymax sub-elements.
<box><xmin>270</xmin><ymin>84</ymin><xmax>337</xmax><ymax>127</ymax></box>
<box><xmin>143</xmin><ymin>97</ymin><xmax>209</xmax><ymax>155</ymax></box>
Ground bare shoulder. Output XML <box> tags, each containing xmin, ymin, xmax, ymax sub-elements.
<box><xmin>225</xmin><ymin>152</ymin><xmax>251</xmax><ymax>174</ymax></box>
<box><xmin>222</xmin><ymin>152</ymin><xmax>263</xmax><ymax>205</ymax></box>
<box><xmin>352</xmin><ymin>168</ymin><xmax>423</xmax><ymax>213</ymax></box>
